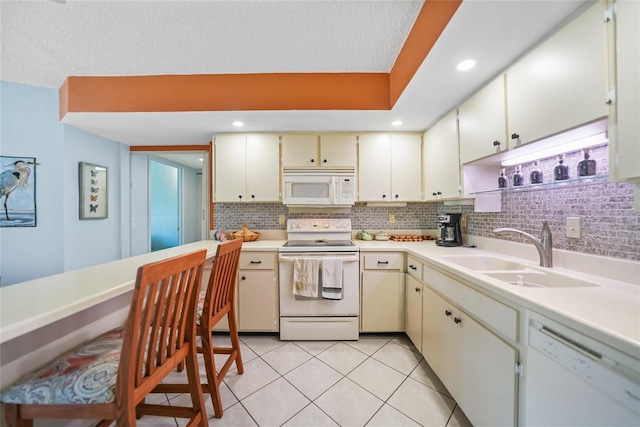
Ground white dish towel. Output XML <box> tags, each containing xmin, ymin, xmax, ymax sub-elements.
<box><xmin>321</xmin><ymin>257</ymin><xmax>343</xmax><ymax>300</ymax></box>
<box><xmin>293</xmin><ymin>258</ymin><xmax>320</xmax><ymax>297</ymax></box>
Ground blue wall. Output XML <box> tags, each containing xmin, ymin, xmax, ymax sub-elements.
<box><xmin>0</xmin><ymin>81</ymin><xmax>126</xmax><ymax>285</ymax></box>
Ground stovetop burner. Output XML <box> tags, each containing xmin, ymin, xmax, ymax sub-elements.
<box><xmin>282</xmin><ymin>240</ymin><xmax>355</xmax><ymax>248</ymax></box>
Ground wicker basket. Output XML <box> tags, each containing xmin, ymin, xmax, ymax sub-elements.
<box><xmin>230</xmin><ymin>223</ymin><xmax>261</xmax><ymax>242</ymax></box>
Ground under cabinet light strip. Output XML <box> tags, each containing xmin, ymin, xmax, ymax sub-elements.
<box><xmin>501</xmin><ymin>133</ymin><xmax>608</xmax><ymax>166</ymax></box>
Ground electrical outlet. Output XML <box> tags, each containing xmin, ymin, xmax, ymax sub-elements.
<box><xmin>567</xmin><ymin>217</ymin><xmax>581</xmax><ymax>238</ymax></box>
<box><xmin>278</xmin><ymin>214</ymin><xmax>285</xmax><ymax>225</ymax></box>
<box><xmin>389</xmin><ymin>213</ymin><xmax>396</xmax><ymax>224</ymax></box>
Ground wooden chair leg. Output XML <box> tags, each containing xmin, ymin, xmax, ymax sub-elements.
<box><xmin>228</xmin><ymin>310</ymin><xmax>244</xmax><ymax>375</ymax></box>
<box><xmin>184</xmin><ymin>344</ymin><xmax>208</xmax><ymax>426</ymax></box>
<box><xmin>201</xmin><ymin>329</ymin><xmax>224</xmax><ymax>418</ymax></box>
<box><xmin>3</xmin><ymin>404</ymin><xmax>34</xmax><ymax>427</ymax></box>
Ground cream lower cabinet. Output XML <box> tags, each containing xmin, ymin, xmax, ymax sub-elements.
<box><xmin>422</xmin><ymin>284</ymin><xmax>518</xmax><ymax>427</ymax></box>
<box><xmin>360</xmin><ymin>252</ymin><xmax>404</xmax><ymax>332</ymax></box>
<box><xmin>404</xmin><ymin>275</ymin><xmax>423</xmax><ymax>352</ymax></box>
<box><xmin>237</xmin><ymin>251</ymin><xmax>279</xmax><ymax>332</ymax></box>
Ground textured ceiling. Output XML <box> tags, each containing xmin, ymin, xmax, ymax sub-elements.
<box><xmin>1</xmin><ymin>0</ymin><xmax>590</xmax><ymax>146</ymax></box>
<box><xmin>1</xmin><ymin>0</ymin><xmax>423</xmax><ymax>88</ymax></box>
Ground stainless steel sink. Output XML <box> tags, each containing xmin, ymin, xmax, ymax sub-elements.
<box><xmin>440</xmin><ymin>255</ymin><xmax>529</xmax><ymax>271</ymax></box>
<box><xmin>482</xmin><ymin>271</ymin><xmax>600</xmax><ymax>288</ymax></box>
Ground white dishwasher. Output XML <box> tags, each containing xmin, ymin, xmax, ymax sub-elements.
<box><xmin>523</xmin><ymin>313</ymin><xmax>640</xmax><ymax>426</ymax></box>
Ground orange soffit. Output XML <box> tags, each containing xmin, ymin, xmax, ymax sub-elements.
<box><xmin>390</xmin><ymin>0</ymin><xmax>462</xmax><ymax>106</ymax></box>
<box><xmin>59</xmin><ymin>1</ymin><xmax>460</xmax><ymax>117</ymax></box>
<box><xmin>60</xmin><ymin>73</ymin><xmax>390</xmax><ymax>115</ymax></box>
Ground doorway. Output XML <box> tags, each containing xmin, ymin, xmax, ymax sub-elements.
<box><xmin>150</xmin><ymin>160</ymin><xmax>181</xmax><ymax>251</ymax></box>
<box><xmin>129</xmin><ymin>149</ymin><xmax>209</xmax><ymax>256</ymax></box>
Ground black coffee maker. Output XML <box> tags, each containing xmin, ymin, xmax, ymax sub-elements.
<box><xmin>436</xmin><ymin>213</ymin><xmax>463</xmax><ymax>247</ymax></box>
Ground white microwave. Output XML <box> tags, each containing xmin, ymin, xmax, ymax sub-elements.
<box><xmin>282</xmin><ymin>168</ymin><xmax>355</xmax><ymax>207</ymax></box>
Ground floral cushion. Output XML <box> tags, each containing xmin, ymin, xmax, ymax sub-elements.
<box><xmin>197</xmin><ymin>290</ymin><xmax>206</xmax><ymax>326</ymax></box>
<box><xmin>0</xmin><ymin>327</ymin><xmax>124</xmax><ymax>405</ymax></box>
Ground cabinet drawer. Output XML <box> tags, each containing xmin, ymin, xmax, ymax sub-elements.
<box><xmin>239</xmin><ymin>252</ymin><xmax>275</xmax><ymax>270</ymax></box>
<box><xmin>363</xmin><ymin>253</ymin><xmax>403</xmax><ymax>270</ymax></box>
<box><xmin>424</xmin><ymin>265</ymin><xmax>518</xmax><ymax>342</ymax></box>
<box><xmin>406</xmin><ymin>256</ymin><xmax>423</xmax><ymax>281</ymax></box>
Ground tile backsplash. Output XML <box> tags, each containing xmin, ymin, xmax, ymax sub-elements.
<box><xmin>214</xmin><ymin>146</ymin><xmax>639</xmax><ymax>261</ymax></box>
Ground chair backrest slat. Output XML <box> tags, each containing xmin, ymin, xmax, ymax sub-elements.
<box><xmin>202</xmin><ymin>239</ymin><xmax>243</xmax><ymax>329</ymax></box>
<box><xmin>118</xmin><ymin>249</ymin><xmax>207</xmax><ymax>403</ymax></box>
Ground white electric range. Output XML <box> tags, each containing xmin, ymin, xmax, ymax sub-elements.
<box><xmin>278</xmin><ymin>219</ymin><xmax>360</xmax><ymax>340</ymax></box>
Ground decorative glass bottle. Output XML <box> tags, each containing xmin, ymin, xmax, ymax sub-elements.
<box><xmin>530</xmin><ymin>160</ymin><xmax>543</xmax><ymax>184</ymax></box>
<box><xmin>553</xmin><ymin>154</ymin><xmax>569</xmax><ymax>181</ymax></box>
<box><xmin>513</xmin><ymin>165</ymin><xmax>524</xmax><ymax>186</ymax></box>
<box><xmin>577</xmin><ymin>148</ymin><xmax>596</xmax><ymax>176</ymax></box>
<box><xmin>498</xmin><ymin>168</ymin><xmax>509</xmax><ymax>188</ymax></box>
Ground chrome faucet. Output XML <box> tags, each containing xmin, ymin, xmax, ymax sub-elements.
<box><xmin>493</xmin><ymin>221</ymin><xmax>553</xmax><ymax>268</ymax></box>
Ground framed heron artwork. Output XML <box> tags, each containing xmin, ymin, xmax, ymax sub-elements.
<box><xmin>79</xmin><ymin>162</ymin><xmax>108</xmax><ymax>220</ymax></box>
<box><xmin>0</xmin><ymin>156</ymin><xmax>39</xmax><ymax>227</ymax></box>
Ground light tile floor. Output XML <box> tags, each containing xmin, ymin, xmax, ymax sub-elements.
<box><xmin>131</xmin><ymin>333</ymin><xmax>473</xmax><ymax>427</ymax></box>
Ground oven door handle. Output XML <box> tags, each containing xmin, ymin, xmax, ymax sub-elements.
<box><xmin>278</xmin><ymin>255</ymin><xmax>359</xmax><ymax>263</ymax></box>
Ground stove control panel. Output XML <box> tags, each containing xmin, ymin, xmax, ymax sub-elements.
<box><xmin>287</xmin><ymin>219</ymin><xmax>352</xmax><ymax>232</ymax></box>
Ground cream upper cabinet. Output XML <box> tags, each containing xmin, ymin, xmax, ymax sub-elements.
<box><xmin>423</xmin><ymin>110</ymin><xmax>461</xmax><ymax>201</ymax></box>
<box><xmin>282</xmin><ymin>134</ymin><xmax>356</xmax><ymax>167</ymax></box>
<box><xmin>358</xmin><ymin>133</ymin><xmax>422</xmax><ymax>202</ymax></box>
<box><xmin>281</xmin><ymin>135</ymin><xmax>318</xmax><ymax>167</ymax></box>
<box><xmin>507</xmin><ymin>1</ymin><xmax>609</xmax><ymax>147</ymax></box>
<box><xmin>214</xmin><ymin>134</ymin><xmax>280</xmax><ymax>202</ymax></box>
<box><xmin>458</xmin><ymin>75</ymin><xmax>508</xmax><ymax>163</ymax></box>
<box><xmin>609</xmin><ymin>0</ymin><xmax>640</xmax><ymax>182</ymax></box>
<box><xmin>319</xmin><ymin>135</ymin><xmax>357</xmax><ymax>167</ymax></box>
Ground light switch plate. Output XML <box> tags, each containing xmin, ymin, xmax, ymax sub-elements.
<box><xmin>566</xmin><ymin>217</ymin><xmax>581</xmax><ymax>238</ymax></box>
<box><xmin>278</xmin><ymin>214</ymin><xmax>285</xmax><ymax>225</ymax></box>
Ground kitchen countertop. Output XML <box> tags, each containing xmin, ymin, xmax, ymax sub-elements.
<box><xmin>356</xmin><ymin>239</ymin><xmax>640</xmax><ymax>358</ymax></box>
<box><xmin>2</xmin><ymin>237</ymin><xmax>638</xmax><ymax>360</ymax></box>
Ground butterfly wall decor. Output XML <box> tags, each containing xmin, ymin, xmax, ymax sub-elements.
<box><xmin>80</xmin><ymin>162</ymin><xmax>108</xmax><ymax>220</ymax></box>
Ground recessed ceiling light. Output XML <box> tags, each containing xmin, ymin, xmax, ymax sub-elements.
<box><xmin>391</xmin><ymin>120</ymin><xmax>403</xmax><ymax>126</ymax></box>
<box><xmin>456</xmin><ymin>59</ymin><xmax>476</xmax><ymax>71</ymax></box>
<box><xmin>232</xmin><ymin>121</ymin><xmax>244</xmax><ymax>127</ymax></box>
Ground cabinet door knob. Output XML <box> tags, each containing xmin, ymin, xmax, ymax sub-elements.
<box><xmin>395</xmin><ymin>194</ymin><xmax>399</xmax><ymax>199</ymax></box>
<box><xmin>437</xmin><ymin>191</ymin><xmax>442</xmax><ymax>195</ymax></box>
<box><xmin>432</xmin><ymin>192</ymin><xmax>437</xmax><ymax>196</ymax></box>
<box><xmin>415</xmin><ymin>287</ymin><xmax>421</xmax><ymax>292</ymax></box>
<box><xmin>382</xmin><ymin>194</ymin><xmax>387</xmax><ymax>199</ymax></box>
<box><xmin>323</xmin><ymin>159</ymin><xmax>327</xmax><ymax>163</ymax></box>
<box><xmin>251</xmin><ymin>195</ymin><xmax>255</xmax><ymax>199</ymax></box>
<box><xmin>238</xmin><ymin>195</ymin><xmax>242</xmax><ymax>199</ymax></box>
<box><xmin>511</xmin><ymin>133</ymin><xmax>520</xmax><ymax>140</ymax></box>
<box><xmin>445</xmin><ymin>310</ymin><xmax>452</xmax><ymax>317</ymax></box>
<box><xmin>493</xmin><ymin>140</ymin><xmax>500</xmax><ymax>147</ymax></box>
<box><xmin>241</xmin><ymin>276</ymin><xmax>246</xmax><ymax>280</ymax></box>
<box><xmin>310</xmin><ymin>159</ymin><xmax>315</xmax><ymax>163</ymax></box>
<box><xmin>454</xmin><ymin>317</ymin><xmax>462</xmax><ymax>324</ymax></box>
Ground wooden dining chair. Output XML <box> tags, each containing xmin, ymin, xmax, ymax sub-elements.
<box><xmin>162</xmin><ymin>238</ymin><xmax>244</xmax><ymax>418</ymax></box>
<box><xmin>1</xmin><ymin>249</ymin><xmax>209</xmax><ymax>427</ymax></box>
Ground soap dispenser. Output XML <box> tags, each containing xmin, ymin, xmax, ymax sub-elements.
<box><xmin>577</xmin><ymin>148</ymin><xmax>596</xmax><ymax>177</ymax></box>
<box><xmin>553</xmin><ymin>154</ymin><xmax>569</xmax><ymax>181</ymax></box>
